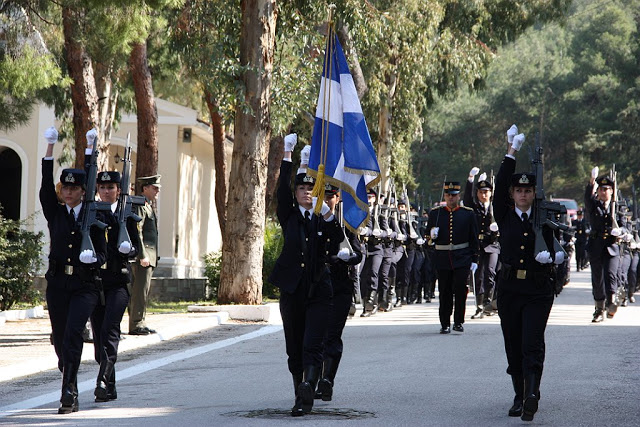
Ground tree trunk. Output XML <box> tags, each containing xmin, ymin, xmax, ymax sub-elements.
<box><xmin>204</xmin><ymin>89</ymin><xmax>228</xmax><ymax>236</ymax></box>
<box><xmin>377</xmin><ymin>67</ymin><xmax>397</xmax><ymax>193</ymax></box>
<box><xmin>94</xmin><ymin>61</ymin><xmax>115</xmax><ymax>171</ymax></box>
<box><xmin>218</xmin><ymin>0</ymin><xmax>277</xmax><ymax>304</ymax></box>
<box><xmin>129</xmin><ymin>41</ymin><xmax>158</xmax><ymax>192</ymax></box>
<box><xmin>265</xmin><ymin>134</ymin><xmax>284</xmax><ymax>214</ymax></box>
<box><xmin>62</xmin><ymin>7</ymin><xmax>99</xmax><ymax>169</ymax></box>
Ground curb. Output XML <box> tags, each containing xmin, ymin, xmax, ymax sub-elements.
<box><xmin>188</xmin><ymin>302</ymin><xmax>282</xmax><ymax>324</ymax></box>
<box><xmin>0</xmin><ymin>305</ymin><xmax>46</xmax><ymax>326</ymax></box>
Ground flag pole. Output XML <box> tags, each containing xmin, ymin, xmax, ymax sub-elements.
<box><xmin>311</xmin><ymin>4</ymin><xmax>336</xmax><ymax>214</ymax></box>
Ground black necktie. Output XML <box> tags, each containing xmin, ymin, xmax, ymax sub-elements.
<box><xmin>521</xmin><ymin>212</ymin><xmax>528</xmax><ymax>222</ymax></box>
<box><xmin>304</xmin><ymin>210</ymin><xmax>311</xmax><ymax>235</ymax></box>
<box><xmin>68</xmin><ymin>209</ymin><xmax>76</xmax><ymax>227</ymax></box>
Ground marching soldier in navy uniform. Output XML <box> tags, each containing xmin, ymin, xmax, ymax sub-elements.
<box><xmin>464</xmin><ymin>168</ymin><xmax>500</xmax><ymax>318</ymax></box>
<box><xmin>394</xmin><ymin>199</ymin><xmax>413</xmax><ymax>307</ymax></box>
<box><xmin>573</xmin><ymin>210</ymin><xmax>589</xmax><ymax>271</ymax></box>
<box><xmin>359</xmin><ymin>188</ymin><xmax>385</xmax><ymax>316</ymax></box>
<box><xmin>426</xmin><ymin>181</ymin><xmax>479</xmax><ymax>334</ymax></box>
<box><xmin>315</xmin><ymin>184</ymin><xmax>363</xmax><ymax>402</ymax></box>
<box><xmin>585</xmin><ymin>168</ymin><xmax>621</xmax><ymax>321</ymax></box>
<box><xmin>40</xmin><ymin>127</ymin><xmax>107</xmax><ymax>414</ymax></box>
<box><xmin>494</xmin><ymin>127</ymin><xmax>562</xmax><ymax>422</ymax></box>
<box><xmin>91</xmin><ymin>170</ymin><xmax>141</xmax><ymax>402</ymax></box>
<box><xmin>268</xmin><ymin>136</ymin><xmax>343</xmax><ymax>416</ymax></box>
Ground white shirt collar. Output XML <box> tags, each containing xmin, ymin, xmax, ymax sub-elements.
<box><xmin>514</xmin><ymin>206</ymin><xmax>532</xmax><ymax>219</ymax></box>
<box><xmin>67</xmin><ymin>203</ymin><xmax>82</xmax><ymax>218</ymax></box>
<box><xmin>111</xmin><ymin>202</ymin><xmax>118</xmax><ymax>213</ymax></box>
<box><xmin>298</xmin><ymin>205</ymin><xmax>312</xmax><ymax>218</ymax></box>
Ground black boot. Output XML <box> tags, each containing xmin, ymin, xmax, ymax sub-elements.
<box><xmin>592</xmin><ymin>300</ymin><xmax>605</xmax><ymax>322</ymax></box>
<box><xmin>521</xmin><ymin>373</ymin><xmax>540</xmax><ymax>421</ymax></box>
<box><xmin>378</xmin><ymin>289</ymin><xmax>389</xmax><ymax>312</ymax></box>
<box><xmin>361</xmin><ymin>289</ymin><xmax>377</xmax><ymax>317</ymax></box>
<box><xmin>291</xmin><ymin>373</ymin><xmax>304</xmax><ymax>417</ymax></box>
<box><xmin>471</xmin><ymin>294</ymin><xmax>484</xmax><ymax>319</ymax></box>
<box><xmin>508</xmin><ymin>375</ymin><xmax>524</xmax><ymax>417</ymax></box>
<box><xmin>58</xmin><ymin>363</ymin><xmax>79</xmax><ymax>414</ymax></box>
<box><xmin>394</xmin><ymin>287</ymin><xmax>404</xmax><ymax>308</ymax></box>
<box><xmin>94</xmin><ymin>360</ymin><xmax>114</xmax><ymax>402</ymax></box>
<box><xmin>298</xmin><ymin>365</ymin><xmax>320</xmax><ymax>414</ymax></box>
<box><xmin>316</xmin><ymin>356</ymin><xmax>341</xmax><ymax>402</ymax></box>
<box><xmin>483</xmin><ymin>290</ymin><xmax>495</xmax><ymax>315</ymax></box>
<box><xmin>606</xmin><ymin>293</ymin><xmax>618</xmax><ymax>318</ymax></box>
<box><xmin>107</xmin><ymin>365</ymin><xmax>117</xmax><ymax>400</ymax></box>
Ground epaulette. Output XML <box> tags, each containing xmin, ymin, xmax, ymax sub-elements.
<box><xmin>432</xmin><ymin>205</ymin><xmax>445</xmax><ymax>210</ymax></box>
<box><xmin>461</xmin><ymin>206</ymin><xmax>474</xmax><ymax>211</ymax></box>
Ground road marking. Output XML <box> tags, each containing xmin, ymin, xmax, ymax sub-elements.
<box><xmin>0</xmin><ymin>325</ymin><xmax>281</xmax><ymax>419</ymax></box>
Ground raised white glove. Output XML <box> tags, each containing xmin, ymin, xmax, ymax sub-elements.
<box><xmin>470</xmin><ymin>262</ymin><xmax>478</xmax><ymax>274</ymax></box>
<box><xmin>79</xmin><ymin>249</ymin><xmax>97</xmax><ymax>264</ymax></box>
<box><xmin>535</xmin><ymin>250</ymin><xmax>553</xmax><ymax>264</ymax></box>
<box><xmin>44</xmin><ymin>126</ymin><xmax>58</xmax><ymax>144</ymax></box>
<box><xmin>311</xmin><ymin>197</ymin><xmax>330</xmax><ymax>216</ymax></box>
<box><xmin>372</xmin><ymin>229</ymin><xmax>382</xmax><ymax>237</ymax></box>
<box><xmin>118</xmin><ymin>241</ymin><xmax>132</xmax><ymax>254</ymax></box>
<box><xmin>611</xmin><ymin>228</ymin><xmax>622</xmax><ymax>237</ymax></box>
<box><xmin>511</xmin><ymin>133</ymin><xmax>525</xmax><ymax>151</ymax></box>
<box><xmin>469</xmin><ymin>167</ymin><xmax>480</xmax><ymax>177</ymax></box>
<box><xmin>300</xmin><ymin>144</ymin><xmax>311</xmax><ymax>165</ymax></box>
<box><xmin>507</xmin><ymin>124</ymin><xmax>518</xmax><ymax>143</ymax></box>
<box><xmin>430</xmin><ymin>227</ymin><xmax>439</xmax><ymax>240</ymax></box>
<box><xmin>554</xmin><ymin>251</ymin><xmax>565</xmax><ymax>265</ymax></box>
<box><xmin>86</xmin><ymin>128</ymin><xmax>98</xmax><ymax>147</ymax></box>
<box><xmin>337</xmin><ymin>247</ymin><xmax>351</xmax><ymax>261</ymax></box>
<box><xmin>489</xmin><ymin>222</ymin><xmax>499</xmax><ymax>232</ymax></box>
<box><xmin>416</xmin><ymin>238</ymin><xmax>425</xmax><ymax>245</ymax></box>
<box><xmin>478</xmin><ymin>172</ymin><xmax>487</xmax><ymax>182</ymax></box>
<box><xmin>591</xmin><ymin>166</ymin><xmax>599</xmax><ymax>179</ymax></box>
<box><xmin>284</xmin><ymin>133</ymin><xmax>297</xmax><ymax>152</ymax></box>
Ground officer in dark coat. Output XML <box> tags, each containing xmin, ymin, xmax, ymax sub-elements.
<box><xmin>494</xmin><ymin>127</ymin><xmax>562</xmax><ymax>422</ymax></box>
<box><xmin>268</xmin><ymin>136</ymin><xmax>343</xmax><ymax>416</ymax></box>
<box><xmin>426</xmin><ymin>181</ymin><xmax>479</xmax><ymax>333</ymax></box>
<box><xmin>359</xmin><ymin>189</ymin><xmax>386</xmax><ymax>316</ymax></box>
<box><xmin>394</xmin><ymin>200</ymin><xmax>413</xmax><ymax>307</ymax></box>
<box><xmin>573</xmin><ymin>210</ymin><xmax>589</xmax><ymax>271</ymax></box>
<box><xmin>585</xmin><ymin>169</ymin><xmax>621</xmax><ymax>321</ymax></box>
<box><xmin>40</xmin><ymin>127</ymin><xmax>107</xmax><ymax>414</ymax></box>
<box><xmin>91</xmin><ymin>171</ymin><xmax>141</xmax><ymax>402</ymax></box>
<box><xmin>315</xmin><ymin>184</ymin><xmax>363</xmax><ymax>402</ymax></box>
<box><xmin>464</xmin><ymin>169</ymin><xmax>500</xmax><ymax>318</ymax></box>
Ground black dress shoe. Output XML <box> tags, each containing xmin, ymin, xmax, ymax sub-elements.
<box><xmin>453</xmin><ymin>323</ymin><xmax>464</xmax><ymax>332</ymax></box>
<box><xmin>509</xmin><ymin>400</ymin><xmax>523</xmax><ymax>417</ymax></box>
<box><xmin>439</xmin><ymin>326</ymin><xmax>451</xmax><ymax>334</ymax></box>
<box><xmin>143</xmin><ymin>327</ymin><xmax>156</xmax><ymax>334</ymax></box>
<box><xmin>129</xmin><ymin>327</ymin><xmax>150</xmax><ymax>336</ymax></box>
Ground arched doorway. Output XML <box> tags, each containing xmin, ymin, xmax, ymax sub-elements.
<box><xmin>0</xmin><ymin>147</ymin><xmax>22</xmax><ymax>220</ymax></box>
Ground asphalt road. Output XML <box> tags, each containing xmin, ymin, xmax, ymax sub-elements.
<box><xmin>1</xmin><ymin>268</ymin><xmax>639</xmax><ymax>426</ymax></box>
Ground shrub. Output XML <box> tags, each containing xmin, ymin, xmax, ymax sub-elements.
<box><xmin>0</xmin><ymin>214</ymin><xmax>44</xmax><ymax>311</ymax></box>
<box><xmin>202</xmin><ymin>250</ymin><xmax>222</xmax><ymax>301</ymax></box>
<box><xmin>262</xmin><ymin>218</ymin><xmax>282</xmax><ymax>299</ymax></box>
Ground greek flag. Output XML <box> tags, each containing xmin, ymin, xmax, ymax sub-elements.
<box><xmin>308</xmin><ymin>33</ymin><xmax>380</xmax><ymax>231</ymax></box>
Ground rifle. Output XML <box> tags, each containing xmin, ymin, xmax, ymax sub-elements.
<box><xmin>403</xmin><ymin>184</ymin><xmax>419</xmax><ymax>239</ymax></box>
<box><xmin>79</xmin><ymin>142</ymin><xmax>112</xmax><ymax>305</ymax></box>
<box><xmin>531</xmin><ymin>133</ymin><xmax>569</xmax><ymax>257</ymax></box>
<box><xmin>117</xmin><ymin>133</ymin><xmax>145</xmax><ymax>249</ymax></box>
<box><xmin>372</xmin><ymin>183</ymin><xmax>381</xmax><ymax>233</ymax></box>
<box><xmin>609</xmin><ymin>164</ymin><xmax>620</xmax><ymax>230</ymax></box>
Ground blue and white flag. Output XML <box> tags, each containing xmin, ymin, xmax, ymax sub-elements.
<box><xmin>308</xmin><ymin>32</ymin><xmax>380</xmax><ymax>231</ymax></box>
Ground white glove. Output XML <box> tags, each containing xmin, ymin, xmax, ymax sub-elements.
<box><xmin>623</xmin><ymin>233</ymin><xmax>633</xmax><ymax>243</ymax></box>
<box><xmin>79</xmin><ymin>249</ymin><xmax>97</xmax><ymax>264</ymax></box>
<box><xmin>372</xmin><ymin>229</ymin><xmax>382</xmax><ymax>237</ymax></box>
<box><xmin>470</xmin><ymin>262</ymin><xmax>478</xmax><ymax>274</ymax></box>
<box><xmin>478</xmin><ymin>172</ymin><xmax>487</xmax><ymax>182</ymax></box>
<box><xmin>430</xmin><ymin>227</ymin><xmax>439</xmax><ymax>240</ymax></box>
<box><xmin>311</xmin><ymin>197</ymin><xmax>330</xmax><ymax>216</ymax></box>
<box><xmin>469</xmin><ymin>167</ymin><xmax>480</xmax><ymax>177</ymax></box>
<box><xmin>554</xmin><ymin>251</ymin><xmax>565</xmax><ymax>265</ymax></box>
<box><xmin>86</xmin><ymin>128</ymin><xmax>98</xmax><ymax>147</ymax></box>
<box><xmin>535</xmin><ymin>250</ymin><xmax>553</xmax><ymax>264</ymax></box>
<box><xmin>511</xmin><ymin>133</ymin><xmax>525</xmax><ymax>151</ymax></box>
<box><xmin>359</xmin><ymin>227</ymin><xmax>368</xmax><ymax>236</ymax></box>
<box><xmin>611</xmin><ymin>228</ymin><xmax>622</xmax><ymax>237</ymax></box>
<box><xmin>489</xmin><ymin>222</ymin><xmax>499</xmax><ymax>232</ymax></box>
<box><xmin>507</xmin><ymin>124</ymin><xmax>518</xmax><ymax>143</ymax></box>
<box><xmin>416</xmin><ymin>238</ymin><xmax>425</xmax><ymax>245</ymax></box>
<box><xmin>118</xmin><ymin>241</ymin><xmax>132</xmax><ymax>254</ymax></box>
<box><xmin>44</xmin><ymin>126</ymin><xmax>58</xmax><ymax>144</ymax></box>
<box><xmin>337</xmin><ymin>247</ymin><xmax>351</xmax><ymax>261</ymax></box>
<box><xmin>631</xmin><ymin>242</ymin><xmax>638</xmax><ymax>250</ymax></box>
<box><xmin>284</xmin><ymin>133</ymin><xmax>297</xmax><ymax>152</ymax></box>
<box><xmin>591</xmin><ymin>166</ymin><xmax>599</xmax><ymax>179</ymax></box>
<box><xmin>397</xmin><ymin>233</ymin><xmax>406</xmax><ymax>241</ymax></box>
<box><xmin>300</xmin><ymin>144</ymin><xmax>311</xmax><ymax>165</ymax></box>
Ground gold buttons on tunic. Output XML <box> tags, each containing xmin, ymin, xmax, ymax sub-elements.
<box><xmin>524</xmin><ymin>232</ymin><xmax>528</xmax><ymax>237</ymax></box>
<box><xmin>68</xmin><ymin>244</ymin><xmax>73</xmax><ymax>248</ymax></box>
<box><xmin>301</xmin><ymin>263</ymin><xmax>305</xmax><ymax>267</ymax></box>
<box><xmin>520</xmin><ymin>259</ymin><xmax>524</xmax><ymax>264</ymax></box>
<box><xmin>520</xmin><ymin>245</ymin><xmax>525</xmax><ymax>250</ymax></box>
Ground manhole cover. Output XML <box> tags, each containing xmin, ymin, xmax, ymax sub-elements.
<box><xmin>222</xmin><ymin>408</ymin><xmax>376</xmax><ymax>420</ymax></box>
